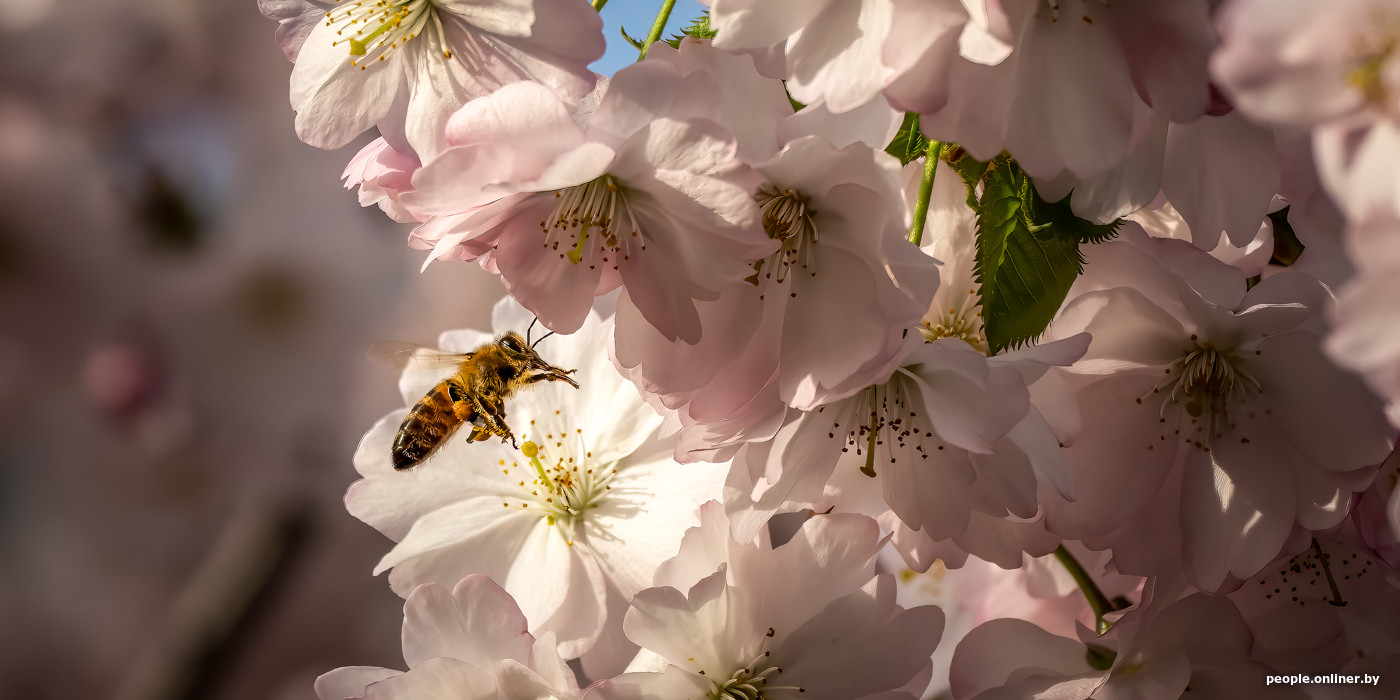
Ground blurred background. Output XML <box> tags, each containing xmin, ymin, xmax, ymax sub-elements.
<box><xmin>0</xmin><ymin>0</ymin><xmax>701</xmax><ymax>698</ymax></box>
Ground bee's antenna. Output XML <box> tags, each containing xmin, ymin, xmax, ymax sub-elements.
<box><xmin>532</xmin><ymin>331</ymin><xmax>556</xmax><ymax>348</ymax></box>
<box><xmin>526</xmin><ymin>317</ymin><xmax>539</xmax><ymax>346</ymax></box>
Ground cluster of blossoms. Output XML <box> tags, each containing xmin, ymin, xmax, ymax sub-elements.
<box><xmin>262</xmin><ymin>0</ymin><xmax>1400</xmax><ymax>697</ymax></box>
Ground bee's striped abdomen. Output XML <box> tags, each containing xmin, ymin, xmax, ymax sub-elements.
<box><xmin>392</xmin><ymin>380</ymin><xmax>471</xmax><ymax>470</ymax></box>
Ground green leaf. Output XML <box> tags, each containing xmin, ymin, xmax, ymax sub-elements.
<box><xmin>885</xmin><ymin>112</ymin><xmax>930</xmax><ymax>166</ymax></box>
<box><xmin>665</xmin><ymin>14</ymin><xmax>716</xmax><ymax>47</ymax></box>
<box><xmin>682</xmin><ymin>13</ymin><xmax>716</xmax><ymax>39</ymax></box>
<box><xmin>620</xmin><ymin>25</ymin><xmax>645</xmax><ymax>51</ymax></box>
<box><xmin>974</xmin><ymin>156</ymin><xmax>1119</xmax><ymax>353</ymax></box>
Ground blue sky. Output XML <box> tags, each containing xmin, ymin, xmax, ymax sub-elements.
<box><xmin>589</xmin><ymin>0</ymin><xmax>708</xmax><ymax>76</ymax></box>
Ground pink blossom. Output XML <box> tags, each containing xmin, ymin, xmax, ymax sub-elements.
<box><xmin>912</xmin><ymin>0</ymin><xmax>1214</xmax><ymax>181</ymax></box>
<box><xmin>886</xmin><ymin>543</ymin><xmax>1143</xmax><ymax>698</ymax></box>
<box><xmin>258</xmin><ymin>0</ymin><xmax>603</xmax><ymax>158</ymax></box>
<box><xmin>588</xmin><ymin>503</ymin><xmax>943</xmax><ymax>700</ymax></box>
<box><xmin>1160</xmin><ymin>112</ymin><xmax>1281</xmax><ymax>248</ymax></box>
<box><xmin>1214</xmin><ymin>0</ymin><xmax>1400</xmax><ymax>221</ymax></box>
<box><xmin>1329</xmin><ymin>215</ymin><xmax>1400</xmax><ymax>430</ymax></box>
<box><xmin>1227</xmin><ymin>528</ymin><xmax>1400</xmax><ymax>691</ymax></box>
<box><xmin>343</xmin><ymin>137</ymin><xmax>421</xmax><ymax>223</ymax></box>
<box><xmin>1351</xmin><ymin>450</ymin><xmax>1400</xmax><ymax>572</ymax></box>
<box><xmin>701</xmin><ymin>0</ymin><xmax>898</xmax><ymax>114</ymax></box>
<box><xmin>951</xmin><ymin>587</ymin><xmax>1293</xmax><ymax>700</ymax></box>
<box><xmin>614</xmin><ymin>136</ymin><xmax>938</xmax><ymax>462</ymax></box>
<box><xmin>399</xmin><ymin>67</ymin><xmax>774</xmax><ymax>340</ymax></box>
<box><xmin>1212</xmin><ymin>0</ymin><xmax>1399</xmax><ymax>130</ymax></box>
<box><xmin>1044</xmin><ymin>228</ymin><xmax>1395</xmax><ymax>590</ymax></box>
<box><xmin>1129</xmin><ymin>200</ymin><xmax>1275</xmax><ymax>278</ymax></box>
<box><xmin>719</xmin><ymin>159</ymin><xmax>1085</xmax><ymax>559</ymax></box>
<box><xmin>315</xmin><ymin>575</ymin><xmax>582</xmax><ymax>700</ymax></box>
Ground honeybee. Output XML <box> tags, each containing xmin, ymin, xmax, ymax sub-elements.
<box><xmin>374</xmin><ymin>327</ymin><xmax>578</xmax><ymax>470</ymax></box>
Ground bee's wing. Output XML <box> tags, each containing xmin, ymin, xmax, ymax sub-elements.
<box><xmin>367</xmin><ymin>341</ymin><xmax>473</xmax><ymax>372</ymax></box>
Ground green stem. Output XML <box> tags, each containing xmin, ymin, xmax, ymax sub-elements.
<box><xmin>592</xmin><ymin>0</ymin><xmax>608</xmax><ymax>11</ymax></box>
<box><xmin>638</xmin><ymin>0</ymin><xmax>677</xmax><ymax>60</ymax></box>
<box><xmin>908</xmin><ymin>140</ymin><xmax>941</xmax><ymax>245</ymax></box>
<box><xmin>1054</xmin><ymin>545</ymin><xmax>1117</xmax><ymax>634</ymax></box>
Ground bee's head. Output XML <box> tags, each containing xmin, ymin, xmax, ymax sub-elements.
<box><xmin>497</xmin><ymin>332</ymin><xmax>533</xmax><ymax>359</ymax></box>
<box><xmin>498</xmin><ymin>331</ymin><xmax>579</xmax><ymax>388</ymax></box>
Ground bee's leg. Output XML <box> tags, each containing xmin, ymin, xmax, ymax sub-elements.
<box><xmin>473</xmin><ymin>394</ymin><xmax>517</xmax><ymax>448</ymax></box>
<box><xmin>522</xmin><ymin>368</ymin><xmax>580</xmax><ymax>388</ymax></box>
<box><xmin>447</xmin><ymin>384</ymin><xmax>487</xmax><ymax>441</ymax></box>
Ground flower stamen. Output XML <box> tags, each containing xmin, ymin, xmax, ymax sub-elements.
<box><xmin>1348</xmin><ymin>22</ymin><xmax>1400</xmax><ymax>114</ymax></box>
<box><xmin>749</xmin><ymin>185</ymin><xmax>819</xmax><ymax>291</ymax></box>
<box><xmin>328</xmin><ymin>0</ymin><xmax>440</xmax><ymax>69</ymax></box>
<box><xmin>1143</xmin><ymin>342</ymin><xmax>1263</xmax><ymax>447</ymax></box>
<box><xmin>509</xmin><ymin>432</ymin><xmax>616</xmax><ymax>539</ymax></box>
<box><xmin>709</xmin><ymin>644</ymin><xmax>805</xmax><ymax>699</ymax></box>
<box><xmin>920</xmin><ymin>286</ymin><xmax>986</xmax><ymax>353</ymax></box>
<box><xmin>541</xmin><ymin>175</ymin><xmax>642</xmax><ymax>271</ymax></box>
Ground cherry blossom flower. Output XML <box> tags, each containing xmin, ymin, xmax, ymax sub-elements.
<box><xmin>614</xmin><ymin>136</ymin><xmax>938</xmax><ymax>462</ymax></box>
<box><xmin>701</xmin><ymin>0</ymin><xmax>898</xmax><ymax>114</ymax></box>
<box><xmin>886</xmin><ymin>543</ymin><xmax>1143</xmax><ymax>699</ymax></box>
<box><xmin>1212</xmin><ymin>0</ymin><xmax>1399</xmax><ymax>132</ymax></box>
<box><xmin>258</xmin><ymin>0</ymin><xmax>603</xmax><ymax>158</ymax></box>
<box><xmin>646</xmin><ymin>39</ymin><xmax>904</xmax><ymax>156</ymax></box>
<box><xmin>1160</xmin><ymin>112</ymin><xmax>1282</xmax><ymax>249</ymax></box>
<box><xmin>881</xmin><ymin>0</ymin><xmax>992</xmax><ymax>116</ymax></box>
<box><xmin>399</xmin><ymin>67</ymin><xmax>774</xmax><ymax>341</ymax></box>
<box><xmin>1214</xmin><ymin>0</ymin><xmax>1400</xmax><ymax>221</ymax></box>
<box><xmin>348</xmin><ymin>299</ymin><xmax>726</xmax><ymax>658</ymax></box>
<box><xmin>588</xmin><ymin>503</ymin><xmax>943</xmax><ymax>700</ymax></box>
<box><xmin>343</xmin><ymin>136</ymin><xmax>420</xmax><ymax>223</ymax></box>
<box><xmin>951</xmin><ymin>587</ymin><xmax>1295</xmax><ymax>700</ymax></box>
<box><xmin>1128</xmin><ymin>200</ymin><xmax>1274</xmax><ymax>278</ymax></box>
<box><xmin>1329</xmin><ymin>215</ymin><xmax>1400</xmax><ymax>430</ymax></box>
<box><xmin>1351</xmin><ymin>450</ymin><xmax>1400</xmax><ymax>572</ymax></box>
<box><xmin>912</xmin><ymin>0</ymin><xmax>1214</xmax><ymax>181</ymax></box>
<box><xmin>723</xmin><ymin>160</ymin><xmax>1086</xmax><ymax>554</ymax></box>
<box><xmin>1226</xmin><ymin>522</ymin><xmax>1400</xmax><ymax>693</ymax></box>
<box><xmin>1044</xmin><ymin>228</ymin><xmax>1396</xmax><ymax>590</ymax></box>
<box><xmin>316</xmin><ymin>575</ymin><xmax>581</xmax><ymax>700</ymax></box>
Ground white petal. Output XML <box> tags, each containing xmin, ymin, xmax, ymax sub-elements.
<box><xmin>583</xmin><ymin>457</ymin><xmax>726</xmax><ymax>597</ymax></box>
<box><xmin>401</xmin><ymin>576</ymin><xmax>533</xmax><ymax>669</ymax></box>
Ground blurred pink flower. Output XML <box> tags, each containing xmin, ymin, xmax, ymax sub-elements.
<box><xmin>259</xmin><ymin>0</ymin><xmax>602</xmax><ymax>158</ymax></box>
<box><xmin>1214</xmin><ymin>0</ymin><xmax>1400</xmax><ymax>221</ymax></box>
<box><xmin>1212</xmin><ymin>0</ymin><xmax>1399</xmax><ymax>130</ymax></box>
<box><xmin>1329</xmin><ymin>215</ymin><xmax>1400</xmax><ymax>430</ymax></box>
<box><xmin>315</xmin><ymin>575</ymin><xmax>582</xmax><ymax>700</ymax></box>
